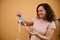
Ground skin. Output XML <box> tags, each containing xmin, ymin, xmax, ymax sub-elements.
<box><xmin>17</xmin><ymin>6</ymin><xmax>55</xmax><ymax>40</ymax></box>
<box><xmin>38</xmin><ymin>6</ymin><xmax>46</xmax><ymax>19</ymax></box>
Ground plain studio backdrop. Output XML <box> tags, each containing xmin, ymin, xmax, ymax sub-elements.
<box><xmin>0</xmin><ymin>0</ymin><xmax>60</xmax><ymax>40</ymax></box>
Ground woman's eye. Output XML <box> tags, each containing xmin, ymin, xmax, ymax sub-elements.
<box><xmin>38</xmin><ymin>10</ymin><xmax>43</xmax><ymax>12</ymax></box>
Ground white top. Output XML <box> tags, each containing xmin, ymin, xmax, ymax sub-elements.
<box><xmin>30</xmin><ymin>18</ymin><xmax>56</xmax><ymax>40</ymax></box>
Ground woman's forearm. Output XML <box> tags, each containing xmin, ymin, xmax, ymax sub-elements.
<box><xmin>36</xmin><ymin>32</ymin><xmax>50</xmax><ymax>40</ymax></box>
<box><xmin>21</xmin><ymin>21</ymin><xmax>33</xmax><ymax>26</ymax></box>
<box><xmin>36</xmin><ymin>28</ymin><xmax>54</xmax><ymax>40</ymax></box>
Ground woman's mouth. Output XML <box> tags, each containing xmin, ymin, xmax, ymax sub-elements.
<box><xmin>39</xmin><ymin>13</ymin><xmax>44</xmax><ymax>16</ymax></box>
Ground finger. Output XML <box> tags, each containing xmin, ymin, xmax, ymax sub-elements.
<box><xmin>28</xmin><ymin>30</ymin><xmax>33</xmax><ymax>32</ymax></box>
<box><xmin>17</xmin><ymin>12</ymin><xmax>22</xmax><ymax>17</ymax></box>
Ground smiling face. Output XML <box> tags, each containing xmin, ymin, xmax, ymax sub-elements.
<box><xmin>37</xmin><ymin>6</ymin><xmax>46</xmax><ymax>19</ymax></box>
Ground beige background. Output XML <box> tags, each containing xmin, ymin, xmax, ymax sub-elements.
<box><xmin>0</xmin><ymin>0</ymin><xmax>60</xmax><ymax>40</ymax></box>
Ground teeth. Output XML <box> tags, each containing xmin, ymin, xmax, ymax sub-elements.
<box><xmin>39</xmin><ymin>14</ymin><xmax>43</xmax><ymax>15</ymax></box>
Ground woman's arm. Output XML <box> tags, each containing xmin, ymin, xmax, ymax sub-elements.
<box><xmin>36</xmin><ymin>28</ymin><xmax>55</xmax><ymax>40</ymax></box>
<box><xmin>21</xmin><ymin>21</ymin><xmax>33</xmax><ymax>26</ymax></box>
<box><xmin>17</xmin><ymin>12</ymin><xmax>33</xmax><ymax>26</ymax></box>
<box><xmin>29</xmin><ymin>28</ymin><xmax>55</xmax><ymax>40</ymax></box>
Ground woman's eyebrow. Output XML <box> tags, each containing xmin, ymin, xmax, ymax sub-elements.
<box><xmin>38</xmin><ymin>10</ymin><xmax>43</xmax><ymax>12</ymax></box>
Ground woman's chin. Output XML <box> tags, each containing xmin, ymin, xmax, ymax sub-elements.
<box><xmin>39</xmin><ymin>16</ymin><xmax>43</xmax><ymax>19</ymax></box>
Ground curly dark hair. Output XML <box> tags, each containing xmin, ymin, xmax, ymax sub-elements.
<box><xmin>36</xmin><ymin>3</ymin><xmax>56</xmax><ymax>22</ymax></box>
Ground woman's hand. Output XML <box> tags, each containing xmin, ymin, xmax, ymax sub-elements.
<box><xmin>17</xmin><ymin>12</ymin><xmax>22</xmax><ymax>17</ymax></box>
<box><xmin>28</xmin><ymin>29</ymin><xmax>37</xmax><ymax>35</ymax></box>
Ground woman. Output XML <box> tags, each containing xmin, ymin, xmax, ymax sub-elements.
<box><xmin>17</xmin><ymin>3</ymin><xmax>56</xmax><ymax>40</ymax></box>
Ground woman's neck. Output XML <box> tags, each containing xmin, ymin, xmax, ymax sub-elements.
<box><xmin>37</xmin><ymin>17</ymin><xmax>47</xmax><ymax>21</ymax></box>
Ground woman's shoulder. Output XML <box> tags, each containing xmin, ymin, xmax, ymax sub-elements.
<box><xmin>48</xmin><ymin>21</ymin><xmax>55</xmax><ymax>24</ymax></box>
<box><xmin>48</xmin><ymin>21</ymin><xmax>56</xmax><ymax>29</ymax></box>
